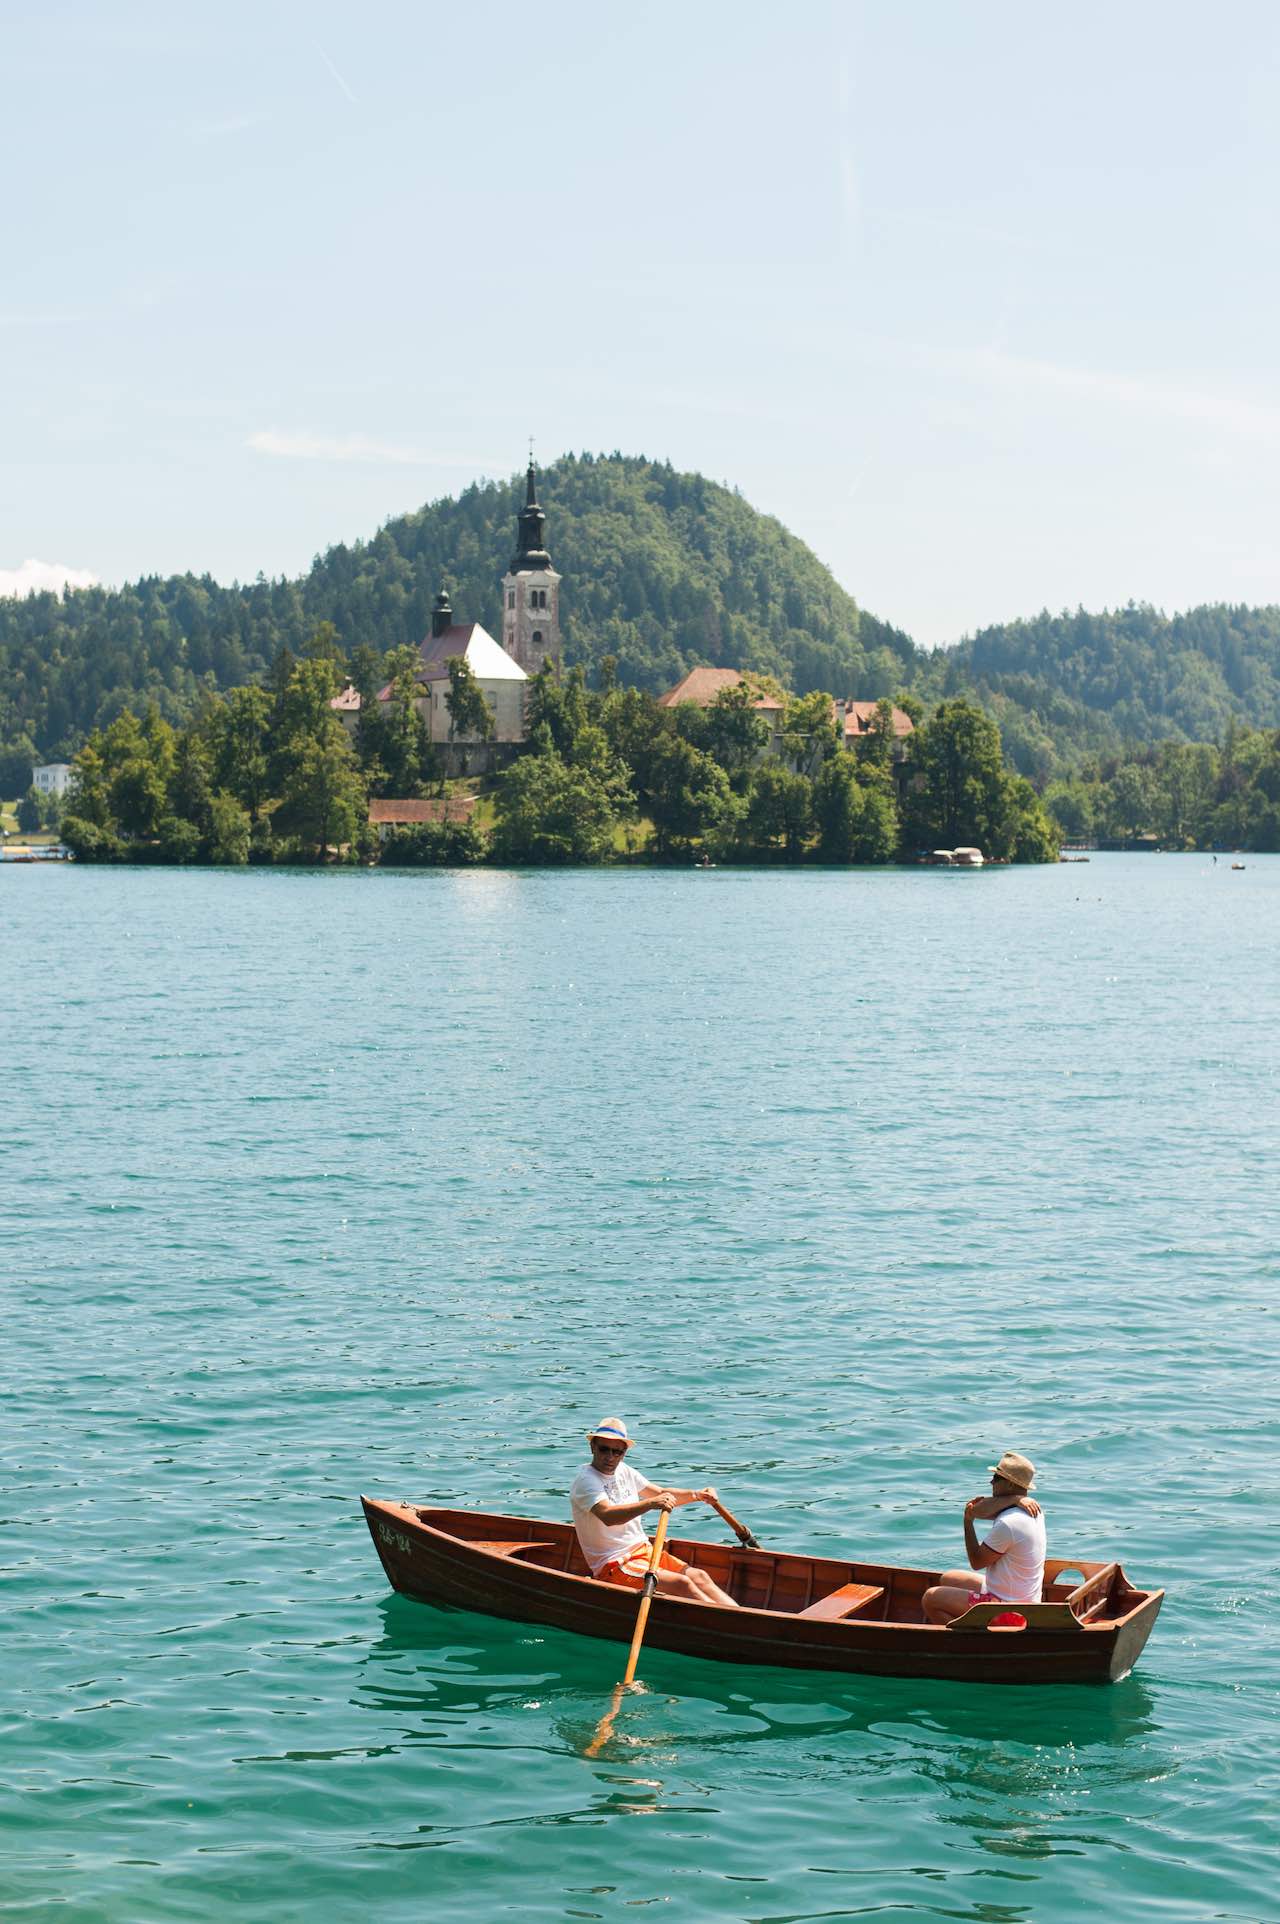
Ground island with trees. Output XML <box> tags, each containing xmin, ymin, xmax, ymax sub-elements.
<box><xmin>4</xmin><ymin>453</ymin><xmax>1280</xmax><ymax>861</ymax></box>
<box><xmin>51</xmin><ymin>647</ymin><xmax>1059</xmax><ymax>868</ymax></box>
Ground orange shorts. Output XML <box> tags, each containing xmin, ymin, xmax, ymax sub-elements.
<box><xmin>596</xmin><ymin>1545</ymin><xmax>688</xmax><ymax>1589</ymax></box>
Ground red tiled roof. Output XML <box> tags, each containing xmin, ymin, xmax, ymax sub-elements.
<box><xmin>368</xmin><ymin>797</ymin><xmax>478</xmax><ymax>826</ymax></box>
<box><xmin>657</xmin><ymin>667</ymin><xmax>783</xmax><ymax>711</ymax></box>
<box><xmin>839</xmin><ymin>700</ymin><xmax>914</xmax><ymax>739</ymax></box>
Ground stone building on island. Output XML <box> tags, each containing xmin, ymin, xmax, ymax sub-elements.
<box><xmin>659</xmin><ymin>667</ymin><xmax>914</xmax><ymax>763</ymax></box>
<box><xmin>377</xmin><ymin>588</ymin><xmax>528</xmax><ymax>745</ymax></box>
<box><xmin>658</xmin><ymin>667</ymin><xmax>787</xmax><ymax>754</ymax></box>
<box><xmin>331</xmin><ymin>458</ymin><xmax>560</xmax><ymax>760</ymax></box>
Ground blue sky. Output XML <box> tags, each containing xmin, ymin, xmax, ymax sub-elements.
<box><xmin>4</xmin><ymin>0</ymin><xmax>1279</xmax><ymax>645</ymax></box>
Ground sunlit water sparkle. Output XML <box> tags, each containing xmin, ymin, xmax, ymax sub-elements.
<box><xmin>3</xmin><ymin>856</ymin><xmax>1277</xmax><ymax>1921</ymax></box>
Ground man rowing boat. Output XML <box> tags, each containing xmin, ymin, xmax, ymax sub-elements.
<box><xmin>570</xmin><ymin>1418</ymin><xmax>739</xmax><ymax>1606</ymax></box>
<box><xmin>922</xmin><ymin>1451</ymin><xmax>1046</xmax><ymax>1624</ymax></box>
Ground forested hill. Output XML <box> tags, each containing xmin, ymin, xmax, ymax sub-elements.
<box><xmin>8</xmin><ymin>455</ymin><xmax>1280</xmax><ymax>776</ymax></box>
<box><xmin>0</xmin><ymin>454</ymin><xmax>918</xmax><ymax>761</ymax></box>
<box><xmin>928</xmin><ymin>602</ymin><xmax>1280</xmax><ymax>780</ymax></box>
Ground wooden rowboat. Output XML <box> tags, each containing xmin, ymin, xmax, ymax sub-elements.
<box><xmin>362</xmin><ymin>1499</ymin><xmax>1163</xmax><ymax>1686</ymax></box>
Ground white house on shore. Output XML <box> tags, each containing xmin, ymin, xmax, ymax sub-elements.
<box><xmin>32</xmin><ymin>762</ymin><xmax>73</xmax><ymax>797</ymax></box>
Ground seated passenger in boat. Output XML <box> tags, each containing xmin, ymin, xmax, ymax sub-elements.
<box><xmin>922</xmin><ymin>1452</ymin><xmax>1046</xmax><ymax>1624</ymax></box>
<box><xmin>570</xmin><ymin>1418</ymin><xmax>738</xmax><ymax>1607</ymax></box>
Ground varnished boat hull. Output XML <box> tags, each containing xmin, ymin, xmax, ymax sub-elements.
<box><xmin>362</xmin><ymin>1501</ymin><xmax>1163</xmax><ymax>1686</ymax></box>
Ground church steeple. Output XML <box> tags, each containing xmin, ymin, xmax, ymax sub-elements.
<box><xmin>501</xmin><ymin>456</ymin><xmax>561</xmax><ymax>677</ymax></box>
<box><xmin>510</xmin><ymin>460</ymin><xmax>552</xmax><ymax>572</ymax></box>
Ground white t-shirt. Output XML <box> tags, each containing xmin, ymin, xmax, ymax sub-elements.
<box><xmin>981</xmin><ymin>1506</ymin><xmax>1047</xmax><ymax>1602</ymax></box>
<box><xmin>570</xmin><ymin>1459</ymin><xmax>652</xmax><ymax>1574</ymax></box>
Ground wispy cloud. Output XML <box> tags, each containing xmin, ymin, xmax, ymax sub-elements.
<box><xmin>248</xmin><ymin>430</ymin><xmax>500</xmax><ymax>468</ymax></box>
<box><xmin>961</xmin><ymin>347</ymin><xmax>1280</xmax><ymax>444</ymax></box>
<box><xmin>314</xmin><ymin>42</ymin><xmax>358</xmax><ymax>105</ymax></box>
<box><xmin>0</xmin><ymin>558</ymin><xmax>99</xmax><ymax>600</ymax></box>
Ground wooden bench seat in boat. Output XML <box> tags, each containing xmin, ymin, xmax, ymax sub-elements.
<box><xmin>468</xmin><ymin>1540</ymin><xmax>556</xmax><ymax>1557</ymax></box>
<box><xmin>795</xmin><ymin>1582</ymin><xmax>884</xmax><ymax>1621</ymax></box>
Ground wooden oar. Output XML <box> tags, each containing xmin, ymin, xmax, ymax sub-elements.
<box><xmin>704</xmin><ymin>1492</ymin><xmax>761</xmax><ymax>1549</ymax></box>
<box><xmin>585</xmin><ymin>1510</ymin><xmax>671</xmax><ymax>1757</ymax></box>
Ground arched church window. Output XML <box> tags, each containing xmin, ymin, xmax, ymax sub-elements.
<box><xmin>508</xmin><ymin>590</ymin><xmax>515</xmax><ymax>609</ymax></box>
<box><xmin>532</xmin><ymin>630</ymin><xmax>543</xmax><ymax>647</ymax></box>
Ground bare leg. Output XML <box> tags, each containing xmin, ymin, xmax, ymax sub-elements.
<box><xmin>654</xmin><ymin>1567</ymin><xmax>739</xmax><ymax>1607</ymax></box>
<box><xmin>686</xmin><ymin>1567</ymin><xmax>738</xmax><ymax>1608</ymax></box>
<box><xmin>922</xmin><ymin>1573</ymin><xmax>982</xmax><ymax>1625</ymax></box>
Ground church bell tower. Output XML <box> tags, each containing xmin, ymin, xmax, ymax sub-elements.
<box><xmin>501</xmin><ymin>459</ymin><xmax>561</xmax><ymax>676</ymax></box>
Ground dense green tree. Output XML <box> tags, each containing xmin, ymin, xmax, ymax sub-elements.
<box><xmin>492</xmin><ymin>750</ymin><xmax>617</xmax><ymax>864</ymax></box>
<box><xmin>60</xmin><ymin>816</ymin><xmax>125</xmax><ymax>861</ymax></box>
<box><xmin>445</xmin><ymin>657</ymin><xmax>495</xmax><ymax>743</ymax></box>
<box><xmin>781</xmin><ymin>689</ymin><xmax>839</xmax><ymax>769</ymax></box>
<box><xmin>110</xmin><ymin>756</ymin><xmax>166</xmax><ymax>838</ymax></box>
<box><xmin>212</xmin><ymin>686</ymin><xmax>271</xmax><ymax>822</ymax></box>
<box><xmin>303</xmin><ymin>620</ymin><xmax>344</xmax><ymax>663</ymax></box>
<box><xmin>526</xmin><ymin>661</ymin><xmax>591</xmax><ymax>757</ymax></box>
<box><xmin>646</xmin><ymin>735</ymin><xmax>740</xmax><ymax>856</ymax></box>
<box><xmin>599</xmin><ymin>685</ymin><xmax>667</xmax><ymax>796</ymax></box>
<box><xmin>66</xmin><ymin>742</ymin><xmax>111</xmax><ymax>827</ymax></box>
<box><xmin>380</xmin><ymin>818</ymin><xmax>486</xmax><ymax>866</ymax></box>
<box><xmin>0</xmin><ymin>735</ymin><xmax>38</xmax><ymax>797</ymax></box>
<box><xmin>274</xmin><ymin>657</ymin><xmax>342</xmax><ymax>756</ymax></box>
<box><xmin>207</xmin><ymin>791</ymin><xmax>251</xmax><ymax>864</ymax></box>
<box><xmin>276</xmin><ymin>732</ymin><xmax>365</xmax><ymax>861</ymax></box>
<box><xmin>16</xmin><ymin>788</ymin><xmax>44</xmax><ymax>832</ymax></box>
<box><xmin>702</xmin><ymin>683</ymin><xmax>769</xmax><ymax>781</ymax></box>
<box><xmin>813</xmin><ymin>755</ymin><xmax>898</xmax><ymax>862</ymax></box>
<box><xmin>743</xmin><ymin>763</ymin><xmax>813</xmax><ymax>859</ymax></box>
<box><xmin>170</xmin><ymin>732</ymin><xmax>213</xmax><ymax>835</ymax></box>
<box><xmin>1104</xmin><ymin>764</ymin><xmax>1157</xmax><ymax>841</ymax></box>
<box><xmin>374</xmin><ymin>648</ymin><xmax>436</xmax><ymax>795</ymax></box>
<box><xmin>1043</xmin><ymin>779</ymin><xmax>1096</xmax><ymax>841</ymax></box>
<box><xmin>900</xmin><ymin>701</ymin><xmax>1009</xmax><ymax>852</ymax></box>
<box><xmin>157</xmin><ymin>814</ymin><xmax>201</xmax><ymax>862</ymax></box>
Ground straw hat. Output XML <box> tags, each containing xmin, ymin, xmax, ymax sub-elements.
<box><xmin>989</xmin><ymin>1451</ymin><xmax>1036</xmax><ymax>1491</ymax></box>
<box><xmin>588</xmin><ymin>1417</ymin><xmax>633</xmax><ymax>1445</ymax></box>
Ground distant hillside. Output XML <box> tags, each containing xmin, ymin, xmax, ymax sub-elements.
<box><xmin>7</xmin><ymin>457</ymin><xmax>1280</xmax><ymax>779</ymax></box>
<box><xmin>928</xmin><ymin>603</ymin><xmax>1280</xmax><ymax>780</ymax></box>
<box><xmin>0</xmin><ymin>454</ymin><xmax>918</xmax><ymax>761</ymax></box>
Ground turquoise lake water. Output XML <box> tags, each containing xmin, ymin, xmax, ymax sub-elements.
<box><xmin>3</xmin><ymin>856</ymin><xmax>1278</xmax><ymax>1922</ymax></box>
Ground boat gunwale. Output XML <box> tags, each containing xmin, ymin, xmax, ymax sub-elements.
<box><xmin>363</xmin><ymin>1497</ymin><xmax>1164</xmax><ymax>1640</ymax></box>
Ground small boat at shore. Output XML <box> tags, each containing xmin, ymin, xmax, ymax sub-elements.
<box><xmin>362</xmin><ymin>1500</ymin><xmax>1163</xmax><ymax>1686</ymax></box>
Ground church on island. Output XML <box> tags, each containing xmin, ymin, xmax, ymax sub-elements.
<box><xmin>333</xmin><ymin>455</ymin><xmax>912</xmax><ymax>790</ymax></box>
<box><xmin>331</xmin><ymin>459</ymin><xmax>560</xmax><ymax>758</ymax></box>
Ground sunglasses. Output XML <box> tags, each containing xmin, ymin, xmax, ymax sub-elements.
<box><xmin>594</xmin><ymin>1440</ymin><xmax>627</xmax><ymax>1455</ymax></box>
